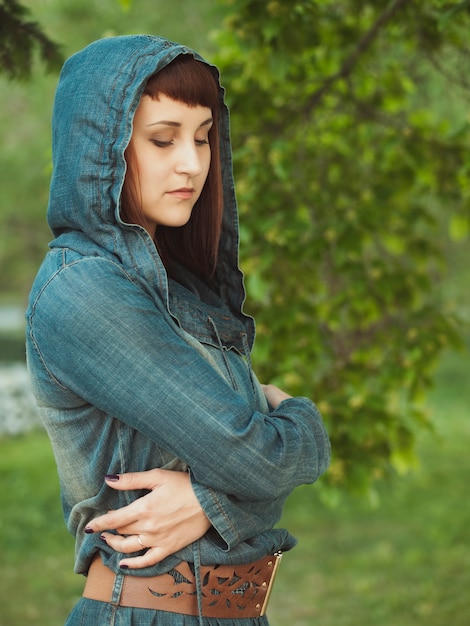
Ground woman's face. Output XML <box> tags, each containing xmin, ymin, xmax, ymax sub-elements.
<box><xmin>127</xmin><ymin>94</ymin><xmax>212</xmax><ymax>238</ymax></box>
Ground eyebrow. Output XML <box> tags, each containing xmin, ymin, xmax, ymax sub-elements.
<box><xmin>146</xmin><ymin>117</ymin><xmax>213</xmax><ymax>128</ymax></box>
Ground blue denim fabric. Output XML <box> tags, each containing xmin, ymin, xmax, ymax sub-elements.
<box><xmin>65</xmin><ymin>598</ymin><xmax>269</xmax><ymax>626</ymax></box>
<box><xmin>25</xmin><ymin>36</ymin><xmax>331</xmax><ymax>625</ymax></box>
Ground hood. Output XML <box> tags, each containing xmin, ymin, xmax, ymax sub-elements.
<box><xmin>47</xmin><ymin>35</ymin><xmax>253</xmax><ymax>344</ymax></box>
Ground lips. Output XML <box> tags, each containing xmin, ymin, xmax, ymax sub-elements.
<box><xmin>167</xmin><ymin>188</ymin><xmax>195</xmax><ymax>200</ymax></box>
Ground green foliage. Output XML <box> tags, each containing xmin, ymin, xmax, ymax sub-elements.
<box><xmin>0</xmin><ymin>0</ymin><xmax>63</xmax><ymax>79</ymax></box>
<box><xmin>212</xmin><ymin>0</ymin><xmax>469</xmax><ymax>497</ymax></box>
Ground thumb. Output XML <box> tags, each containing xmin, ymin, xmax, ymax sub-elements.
<box><xmin>104</xmin><ymin>468</ymin><xmax>163</xmax><ymax>491</ymax></box>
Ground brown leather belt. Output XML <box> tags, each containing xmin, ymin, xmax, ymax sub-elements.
<box><xmin>83</xmin><ymin>552</ymin><xmax>282</xmax><ymax>618</ymax></box>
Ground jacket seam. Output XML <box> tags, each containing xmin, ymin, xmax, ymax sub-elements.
<box><xmin>207</xmin><ymin>487</ymin><xmax>240</xmax><ymax>546</ymax></box>
<box><xmin>28</xmin><ymin>256</ymin><xmax>138</xmax><ymax>389</ymax></box>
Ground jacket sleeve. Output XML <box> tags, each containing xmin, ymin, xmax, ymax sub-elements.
<box><xmin>190</xmin><ymin>480</ymin><xmax>290</xmax><ymax>550</ymax></box>
<box><xmin>28</xmin><ymin>257</ymin><xmax>331</xmax><ymax>502</ymax></box>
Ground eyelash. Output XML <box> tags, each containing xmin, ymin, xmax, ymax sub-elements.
<box><xmin>151</xmin><ymin>139</ymin><xmax>209</xmax><ymax>148</ymax></box>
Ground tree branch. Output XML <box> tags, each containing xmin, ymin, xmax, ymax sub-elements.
<box><xmin>306</xmin><ymin>0</ymin><xmax>412</xmax><ymax>112</ymax></box>
<box><xmin>0</xmin><ymin>0</ymin><xmax>63</xmax><ymax>79</ymax></box>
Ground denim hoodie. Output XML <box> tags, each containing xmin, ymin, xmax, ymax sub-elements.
<box><xmin>26</xmin><ymin>36</ymin><xmax>330</xmax><ymax>581</ymax></box>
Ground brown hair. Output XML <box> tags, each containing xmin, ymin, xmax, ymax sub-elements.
<box><xmin>120</xmin><ymin>55</ymin><xmax>223</xmax><ymax>281</ymax></box>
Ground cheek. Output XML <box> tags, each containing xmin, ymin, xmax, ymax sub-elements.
<box><xmin>203</xmin><ymin>151</ymin><xmax>211</xmax><ymax>180</ymax></box>
<box><xmin>137</xmin><ymin>152</ymin><xmax>166</xmax><ymax>187</ymax></box>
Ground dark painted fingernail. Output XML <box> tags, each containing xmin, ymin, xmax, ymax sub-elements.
<box><xmin>120</xmin><ymin>563</ymin><xmax>129</xmax><ymax>569</ymax></box>
<box><xmin>84</xmin><ymin>526</ymin><xmax>94</xmax><ymax>534</ymax></box>
<box><xmin>105</xmin><ymin>474</ymin><xmax>120</xmax><ymax>482</ymax></box>
<box><xmin>100</xmin><ymin>535</ymin><xmax>107</xmax><ymax>543</ymax></box>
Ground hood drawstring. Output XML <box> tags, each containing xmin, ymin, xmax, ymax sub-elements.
<box><xmin>241</xmin><ymin>331</ymin><xmax>258</xmax><ymax>398</ymax></box>
<box><xmin>209</xmin><ymin>315</ymin><xmax>258</xmax><ymax>399</ymax></box>
<box><xmin>208</xmin><ymin>316</ymin><xmax>239</xmax><ymax>391</ymax></box>
<box><xmin>193</xmin><ymin>540</ymin><xmax>204</xmax><ymax>626</ymax></box>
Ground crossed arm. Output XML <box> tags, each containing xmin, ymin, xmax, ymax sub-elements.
<box><xmin>84</xmin><ymin>384</ymin><xmax>293</xmax><ymax>569</ymax></box>
<box><xmin>29</xmin><ymin>259</ymin><xmax>330</xmax><ymax>569</ymax></box>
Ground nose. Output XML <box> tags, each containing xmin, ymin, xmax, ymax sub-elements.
<box><xmin>175</xmin><ymin>142</ymin><xmax>203</xmax><ymax>177</ymax></box>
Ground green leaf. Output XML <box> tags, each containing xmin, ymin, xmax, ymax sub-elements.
<box><xmin>449</xmin><ymin>214</ymin><xmax>469</xmax><ymax>241</ymax></box>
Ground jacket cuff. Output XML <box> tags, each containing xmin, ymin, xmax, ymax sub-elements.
<box><xmin>190</xmin><ymin>474</ymin><xmax>239</xmax><ymax>551</ymax></box>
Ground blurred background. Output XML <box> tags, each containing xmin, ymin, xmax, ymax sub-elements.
<box><xmin>1</xmin><ymin>1</ymin><xmax>469</xmax><ymax>624</ymax></box>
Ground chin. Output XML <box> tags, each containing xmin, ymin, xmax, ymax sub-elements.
<box><xmin>157</xmin><ymin>214</ymin><xmax>193</xmax><ymax>229</ymax></box>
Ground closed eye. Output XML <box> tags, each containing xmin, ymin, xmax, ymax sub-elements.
<box><xmin>151</xmin><ymin>138</ymin><xmax>209</xmax><ymax>148</ymax></box>
<box><xmin>151</xmin><ymin>139</ymin><xmax>173</xmax><ymax>148</ymax></box>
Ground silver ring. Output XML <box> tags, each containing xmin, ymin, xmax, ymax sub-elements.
<box><xmin>137</xmin><ymin>535</ymin><xmax>146</xmax><ymax>549</ymax></box>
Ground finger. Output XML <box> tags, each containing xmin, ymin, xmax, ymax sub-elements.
<box><xmin>85</xmin><ymin>501</ymin><xmax>141</xmax><ymax>533</ymax></box>
<box><xmin>100</xmin><ymin>532</ymin><xmax>147</xmax><ymax>555</ymax></box>
<box><xmin>104</xmin><ymin>469</ymin><xmax>165</xmax><ymax>491</ymax></box>
<box><xmin>119</xmin><ymin>546</ymin><xmax>172</xmax><ymax>569</ymax></box>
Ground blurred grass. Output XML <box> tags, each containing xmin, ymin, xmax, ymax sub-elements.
<box><xmin>1</xmin><ymin>348</ymin><xmax>469</xmax><ymax>625</ymax></box>
<box><xmin>0</xmin><ymin>329</ymin><xmax>26</xmax><ymax>362</ymax></box>
<box><xmin>0</xmin><ymin>430</ymin><xmax>80</xmax><ymax>624</ymax></box>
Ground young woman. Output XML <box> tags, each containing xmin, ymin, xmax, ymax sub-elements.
<box><xmin>26</xmin><ymin>35</ymin><xmax>330</xmax><ymax>625</ymax></box>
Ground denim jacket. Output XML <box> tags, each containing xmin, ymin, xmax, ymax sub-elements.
<box><xmin>26</xmin><ymin>35</ymin><xmax>331</xmax><ymax>579</ymax></box>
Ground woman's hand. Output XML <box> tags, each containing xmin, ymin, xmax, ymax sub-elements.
<box><xmin>261</xmin><ymin>383</ymin><xmax>292</xmax><ymax>409</ymax></box>
<box><xmin>84</xmin><ymin>468</ymin><xmax>211</xmax><ymax>569</ymax></box>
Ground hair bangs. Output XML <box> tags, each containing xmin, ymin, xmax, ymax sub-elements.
<box><xmin>144</xmin><ymin>55</ymin><xmax>219</xmax><ymax>112</ymax></box>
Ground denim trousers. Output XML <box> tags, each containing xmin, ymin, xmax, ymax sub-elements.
<box><xmin>65</xmin><ymin>597</ymin><xmax>270</xmax><ymax>625</ymax></box>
